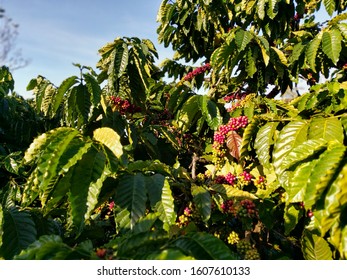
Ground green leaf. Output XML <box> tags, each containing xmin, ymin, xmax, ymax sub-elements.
<box><xmin>273</xmin><ymin>121</ymin><xmax>309</xmax><ymax>181</ymax></box>
<box><xmin>174</xmin><ymin>232</ymin><xmax>238</xmax><ymax>260</ymax></box>
<box><xmin>322</xmin><ymin>29</ymin><xmax>342</xmax><ymax>65</ymax></box>
<box><xmin>177</xmin><ymin>95</ymin><xmax>202</xmax><ymax>130</ymax></box>
<box><xmin>117</xmin><ymin>231</ymin><xmax>168</xmax><ymax>258</ymax></box>
<box><xmin>308</xmin><ymin>117</ymin><xmax>344</xmax><ymax>143</ymax></box>
<box><xmin>322</xmin><ymin>164</ymin><xmax>347</xmax><ymax>235</ymax></box>
<box><xmin>306</xmin><ymin>32</ymin><xmax>322</xmax><ymax>72</ymax></box>
<box><xmin>191</xmin><ymin>184</ymin><xmax>211</xmax><ymax>223</ymax></box>
<box><xmin>22</xmin><ymin>128</ymin><xmax>81</xmax><ymax>206</ymax></box>
<box><xmin>113</xmin><ymin>42</ymin><xmax>129</xmax><ymax>78</ymax></box>
<box><xmin>115</xmin><ymin>173</ymin><xmax>147</xmax><ymax>229</ymax></box>
<box><xmin>240</xmin><ymin>117</ymin><xmax>261</xmax><ymax>160</ymax></box>
<box><xmin>257</xmin><ymin>0</ymin><xmax>266</xmax><ymax>20</ymax></box>
<box><xmin>271</xmin><ymin>46</ymin><xmax>288</xmax><ymax>65</ymax></box>
<box><xmin>93</xmin><ymin>127</ymin><xmax>123</xmax><ymax>158</ymax></box>
<box><xmin>199</xmin><ymin>95</ymin><xmax>222</xmax><ymax>130</ymax></box>
<box><xmin>290</xmin><ymin>42</ymin><xmax>306</xmax><ymax>63</ymax></box>
<box><xmin>83</xmin><ymin>73</ymin><xmax>101</xmax><ymax>107</ymax></box>
<box><xmin>323</xmin><ymin>0</ymin><xmax>336</xmax><ymax>16</ymax></box>
<box><xmin>145</xmin><ymin>174</ymin><xmax>165</xmax><ymax>209</ymax></box>
<box><xmin>267</xmin><ymin>0</ymin><xmax>278</xmax><ymax>19</ymax></box>
<box><xmin>210</xmin><ymin>184</ymin><xmax>257</xmax><ymax>200</ymax></box>
<box><xmin>146</xmin><ymin>249</ymin><xmax>194</xmax><ymax>260</ymax></box>
<box><xmin>53</xmin><ymin>76</ymin><xmax>78</xmax><ymax>115</ymax></box>
<box><xmin>302</xmin><ymin>230</ymin><xmax>333</xmax><ymax>260</ymax></box>
<box><xmin>132</xmin><ymin>213</ymin><xmax>159</xmax><ymax>234</ymax></box>
<box><xmin>0</xmin><ymin>207</ymin><xmax>37</xmax><ymax>259</ymax></box>
<box><xmin>254</xmin><ymin>122</ymin><xmax>279</xmax><ymax>168</ymax></box>
<box><xmin>14</xmin><ymin>235</ymin><xmax>70</xmax><ymax>260</ymax></box>
<box><xmin>337</xmin><ymin>23</ymin><xmax>347</xmax><ymax>40</ymax></box>
<box><xmin>155</xmin><ymin>178</ymin><xmax>176</xmax><ymax>231</ymax></box>
<box><xmin>235</xmin><ymin>29</ymin><xmax>253</xmax><ymax>52</ymax></box>
<box><xmin>284</xmin><ymin>204</ymin><xmax>302</xmax><ymax>235</ymax></box>
<box><xmin>281</xmin><ymin>139</ymin><xmax>327</xmax><ymax>171</ymax></box>
<box><xmin>256</xmin><ymin>36</ymin><xmax>270</xmax><ymax>66</ymax></box>
<box><xmin>304</xmin><ymin>143</ymin><xmax>346</xmax><ymax>209</ymax></box>
<box><xmin>68</xmin><ymin>147</ymin><xmax>108</xmax><ymax>232</ymax></box>
<box><xmin>246</xmin><ymin>48</ymin><xmax>257</xmax><ymax>77</ymax></box>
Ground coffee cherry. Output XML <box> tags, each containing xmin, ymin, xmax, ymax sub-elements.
<box><xmin>245</xmin><ymin>249</ymin><xmax>260</xmax><ymax>260</ymax></box>
<box><xmin>307</xmin><ymin>210</ymin><xmax>314</xmax><ymax>218</ymax></box>
<box><xmin>96</xmin><ymin>248</ymin><xmax>107</xmax><ymax>258</ymax></box>
<box><xmin>236</xmin><ymin>240</ymin><xmax>252</xmax><ymax>255</ymax></box>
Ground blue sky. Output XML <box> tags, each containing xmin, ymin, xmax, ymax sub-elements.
<box><xmin>1</xmin><ymin>0</ymin><xmax>171</xmax><ymax>98</ymax></box>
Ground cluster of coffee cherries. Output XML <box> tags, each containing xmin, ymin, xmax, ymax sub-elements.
<box><xmin>215</xmin><ymin>172</ymin><xmax>237</xmax><ymax>185</ymax></box>
<box><xmin>183</xmin><ymin>63</ymin><xmax>211</xmax><ymax>81</ymax></box>
<box><xmin>212</xmin><ymin>116</ymin><xmax>249</xmax><ymax>165</ymax></box>
<box><xmin>236</xmin><ymin>239</ymin><xmax>260</xmax><ymax>259</ymax></box>
<box><xmin>254</xmin><ymin>175</ymin><xmax>267</xmax><ymax>190</ymax></box>
<box><xmin>238</xmin><ymin>171</ymin><xmax>253</xmax><ymax>186</ymax></box>
<box><xmin>221</xmin><ymin>199</ymin><xmax>258</xmax><ymax>219</ymax></box>
<box><xmin>238</xmin><ymin>199</ymin><xmax>257</xmax><ymax>218</ymax></box>
<box><xmin>176</xmin><ymin>207</ymin><xmax>192</xmax><ymax>228</ymax></box>
<box><xmin>110</xmin><ymin>96</ymin><xmax>141</xmax><ymax>115</ymax></box>
<box><xmin>214</xmin><ymin>170</ymin><xmax>253</xmax><ymax>189</ymax></box>
<box><xmin>227</xmin><ymin>231</ymin><xmax>240</xmax><ymax>245</ymax></box>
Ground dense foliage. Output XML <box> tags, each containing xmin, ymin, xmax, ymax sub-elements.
<box><xmin>1</xmin><ymin>0</ymin><xmax>347</xmax><ymax>260</ymax></box>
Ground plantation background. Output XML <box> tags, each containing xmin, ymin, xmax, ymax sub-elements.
<box><xmin>1</xmin><ymin>0</ymin><xmax>347</xmax><ymax>260</ymax></box>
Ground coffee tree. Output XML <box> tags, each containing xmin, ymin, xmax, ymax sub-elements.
<box><xmin>0</xmin><ymin>0</ymin><xmax>347</xmax><ymax>260</ymax></box>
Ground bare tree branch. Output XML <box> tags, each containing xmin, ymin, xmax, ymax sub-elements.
<box><xmin>0</xmin><ymin>7</ymin><xmax>29</xmax><ymax>70</ymax></box>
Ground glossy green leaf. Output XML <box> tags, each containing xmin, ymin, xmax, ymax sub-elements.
<box><xmin>281</xmin><ymin>139</ymin><xmax>327</xmax><ymax>171</ymax></box>
<box><xmin>53</xmin><ymin>76</ymin><xmax>78</xmax><ymax>115</ymax></box>
<box><xmin>254</xmin><ymin>122</ymin><xmax>278</xmax><ymax>169</ymax></box>
<box><xmin>210</xmin><ymin>184</ymin><xmax>257</xmax><ymax>200</ymax></box>
<box><xmin>113</xmin><ymin>42</ymin><xmax>129</xmax><ymax>78</ymax></box>
<box><xmin>145</xmin><ymin>174</ymin><xmax>165</xmax><ymax>209</ymax></box>
<box><xmin>235</xmin><ymin>29</ymin><xmax>253</xmax><ymax>52</ymax></box>
<box><xmin>199</xmin><ymin>95</ymin><xmax>222</xmax><ymax>130</ymax></box>
<box><xmin>192</xmin><ymin>184</ymin><xmax>211</xmax><ymax>223</ymax></box>
<box><xmin>272</xmin><ymin>121</ymin><xmax>309</xmax><ymax>177</ymax></box>
<box><xmin>14</xmin><ymin>235</ymin><xmax>70</xmax><ymax>260</ymax></box>
<box><xmin>302</xmin><ymin>230</ymin><xmax>333</xmax><ymax>260</ymax></box>
<box><xmin>308</xmin><ymin>117</ymin><xmax>344</xmax><ymax>143</ymax></box>
<box><xmin>267</xmin><ymin>0</ymin><xmax>278</xmax><ymax>19</ymax></box>
<box><xmin>83</xmin><ymin>73</ymin><xmax>101</xmax><ymax>107</ymax></box>
<box><xmin>22</xmin><ymin>128</ymin><xmax>81</xmax><ymax>206</ymax></box>
<box><xmin>306</xmin><ymin>33</ymin><xmax>322</xmax><ymax>72</ymax></box>
<box><xmin>337</xmin><ymin>23</ymin><xmax>347</xmax><ymax>40</ymax></box>
<box><xmin>257</xmin><ymin>0</ymin><xmax>266</xmax><ymax>20</ymax></box>
<box><xmin>93</xmin><ymin>127</ymin><xmax>123</xmax><ymax>158</ymax></box>
<box><xmin>0</xmin><ymin>207</ymin><xmax>37</xmax><ymax>259</ymax></box>
<box><xmin>132</xmin><ymin>213</ymin><xmax>159</xmax><ymax>234</ymax></box>
<box><xmin>329</xmin><ymin>221</ymin><xmax>347</xmax><ymax>259</ymax></box>
<box><xmin>155</xmin><ymin>178</ymin><xmax>176</xmax><ymax>231</ymax></box>
<box><xmin>304</xmin><ymin>143</ymin><xmax>346</xmax><ymax>210</ymax></box>
<box><xmin>117</xmin><ymin>231</ymin><xmax>169</xmax><ymax>258</ymax></box>
<box><xmin>68</xmin><ymin>147</ymin><xmax>108</xmax><ymax>232</ymax></box>
<box><xmin>284</xmin><ymin>204</ymin><xmax>302</xmax><ymax>235</ymax></box>
<box><xmin>115</xmin><ymin>173</ymin><xmax>147</xmax><ymax>229</ymax></box>
<box><xmin>323</xmin><ymin>0</ymin><xmax>336</xmax><ymax>16</ymax></box>
<box><xmin>174</xmin><ymin>232</ymin><xmax>238</xmax><ymax>260</ymax></box>
<box><xmin>271</xmin><ymin>46</ymin><xmax>288</xmax><ymax>65</ymax></box>
<box><xmin>322</xmin><ymin>29</ymin><xmax>342</xmax><ymax>65</ymax></box>
<box><xmin>146</xmin><ymin>249</ymin><xmax>194</xmax><ymax>260</ymax></box>
<box><xmin>177</xmin><ymin>95</ymin><xmax>202</xmax><ymax>130</ymax></box>
<box><xmin>240</xmin><ymin>117</ymin><xmax>260</xmax><ymax>160</ymax></box>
